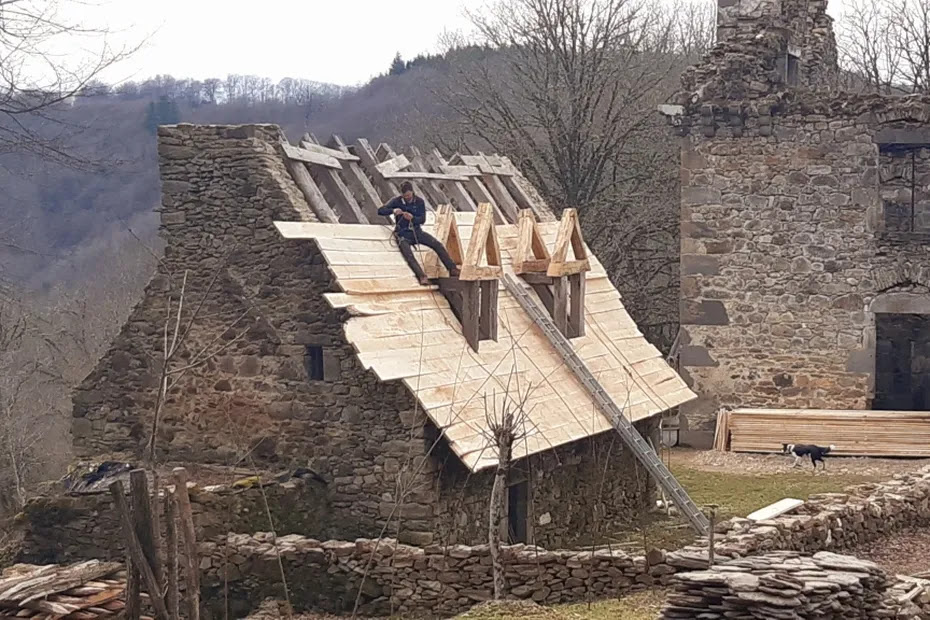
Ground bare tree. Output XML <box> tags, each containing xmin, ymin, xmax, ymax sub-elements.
<box><xmin>0</xmin><ymin>0</ymin><xmax>138</xmax><ymax>165</ymax></box>
<box><xmin>836</xmin><ymin>0</ymin><xmax>903</xmax><ymax>93</ymax></box>
<box><xmin>482</xmin><ymin>386</ymin><xmax>532</xmax><ymax>600</ymax></box>
<box><xmin>895</xmin><ymin>0</ymin><xmax>930</xmax><ymax>93</ymax></box>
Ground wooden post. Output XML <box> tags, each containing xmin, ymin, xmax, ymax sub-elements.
<box><xmin>173</xmin><ymin>467</ymin><xmax>200</xmax><ymax>620</ymax></box>
<box><xmin>462</xmin><ymin>281</ymin><xmax>480</xmax><ymax>351</ymax></box>
<box><xmin>109</xmin><ymin>481</ymin><xmax>170</xmax><ymax>620</ymax></box>
<box><xmin>552</xmin><ymin>276</ymin><xmax>568</xmax><ymax>336</ymax></box>
<box><xmin>707</xmin><ymin>504</ymin><xmax>718</xmax><ymax>568</ymax></box>
<box><xmin>480</xmin><ymin>280</ymin><xmax>499</xmax><ymax>341</ymax></box>
<box><xmin>568</xmin><ymin>273</ymin><xmax>585</xmax><ymax>338</ymax></box>
<box><xmin>130</xmin><ymin>470</ymin><xmax>163</xmax><ymax>588</ymax></box>
<box><xmin>165</xmin><ymin>490</ymin><xmax>179</xmax><ymax>620</ymax></box>
<box><xmin>126</xmin><ymin>545</ymin><xmax>140</xmax><ymax>620</ymax></box>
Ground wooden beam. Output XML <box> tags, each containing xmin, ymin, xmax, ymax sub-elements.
<box><xmin>569</xmin><ymin>272</ymin><xmax>585</xmax><ymax>338</ymax></box>
<box><xmin>281</xmin><ymin>143</ymin><xmax>342</xmax><ymax>169</ymax></box>
<box><xmin>301</xmin><ymin>135</ymin><xmax>368</xmax><ymax>224</ymax></box>
<box><xmin>353</xmin><ymin>138</ymin><xmax>398</xmax><ymax>204</ymax></box>
<box><xmin>552</xmin><ymin>276</ymin><xmax>568</xmax><ymax>336</ymax></box>
<box><xmin>746</xmin><ymin>498</ymin><xmax>804</xmax><ymax>521</ymax></box>
<box><xmin>547</xmin><ymin>208</ymin><xmax>591</xmax><ymax>277</ymax></box>
<box><xmin>460</xmin><ymin>203</ymin><xmax>502</xmax><ymax>281</ymax></box>
<box><xmin>280</xmin><ymin>140</ymin><xmax>340</xmax><ymax>223</ymax></box>
<box><xmin>480</xmin><ymin>170</ymin><xmax>521</xmax><ymax>223</ymax></box>
<box><xmin>172</xmin><ymin>468</ymin><xmax>199</xmax><ymax>620</ymax></box>
<box><xmin>164</xmin><ymin>491</ymin><xmax>179</xmax><ymax>620</ymax></box>
<box><xmin>129</xmin><ymin>470</ymin><xmax>163</xmax><ymax>589</ymax></box>
<box><xmin>462</xmin><ymin>280</ymin><xmax>480</xmax><ymax>351</ymax></box>
<box><xmin>108</xmin><ymin>481</ymin><xmax>170</xmax><ymax>620</ymax></box>
<box><xmin>328</xmin><ymin>134</ymin><xmax>383</xmax><ymax>222</ymax></box>
<box><xmin>480</xmin><ymin>280</ymin><xmax>499</xmax><ymax>341</ymax></box>
<box><xmin>406</xmin><ymin>146</ymin><xmax>452</xmax><ymax>207</ymax></box>
<box><xmin>426</xmin><ymin>149</ymin><xmax>478</xmax><ymax>212</ymax></box>
<box><xmin>423</xmin><ymin>204</ymin><xmax>464</xmax><ymax>279</ymax></box>
<box><xmin>382</xmin><ymin>170</ymin><xmax>469</xmax><ymax>182</ymax></box>
<box><xmin>376</xmin><ymin>154</ymin><xmax>411</xmax><ymax>176</ymax></box>
<box><xmin>513</xmin><ymin>209</ymin><xmax>551</xmax><ymax>274</ymax></box>
<box><xmin>301</xmin><ymin>141</ymin><xmax>360</xmax><ymax>162</ymax></box>
<box><xmin>522</xmin><ymin>272</ymin><xmax>554</xmax><ymax>285</ymax></box>
<box><xmin>377</xmin><ymin>143</ymin><xmax>433</xmax><ymax>211</ymax></box>
<box><xmin>454</xmin><ymin>154</ymin><xmax>513</xmax><ymax>176</ymax></box>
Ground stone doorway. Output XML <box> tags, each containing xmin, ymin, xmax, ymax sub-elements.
<box><xmin>507</xmin><ymin>480</ymin><xmax>529</xmax><ymax>544</ymax></box>
<box><xmin>874</xmin><ymin>313</ymin><xmax>930</xmax><ymax>410</ymax></box>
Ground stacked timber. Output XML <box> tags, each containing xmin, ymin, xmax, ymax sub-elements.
<box><xmin>720</xmin><ymin>408</ymin><xmax>930</xmax><ymax>457</ymax></box>
<box><xmin>0</xmin><ymin>561</ymin><xmax>127</xmax><ymax>619</ymax></box>
<box><xmin>661</xmin><ymin>551</ymin><xmax>895</xmax><ymax>619</ymax></box>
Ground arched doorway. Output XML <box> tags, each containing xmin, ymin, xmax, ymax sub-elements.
<box><xmin>871</xmin><ymin>291</ymin><xmax>930</xmax><ymax>410</ymax></box>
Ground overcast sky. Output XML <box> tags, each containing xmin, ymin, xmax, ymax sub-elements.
<box><xmin>87</xmin><ymin>0</ymin><xmax>847</xmax><ymax>88</ymax></box>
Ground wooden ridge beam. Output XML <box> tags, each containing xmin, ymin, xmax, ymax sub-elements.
<box><xmin>383</xmin><ymin>171</ymin><xmax>469</xmax><ymax>182</ymax></box>
<box><xmin>376</xmin><ymin>143</ymin><xmax>433</xmax><ymax>211</ymax></box>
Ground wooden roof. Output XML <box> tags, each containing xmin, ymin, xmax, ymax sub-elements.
<box><xmin>276</xmin><ymin>212</ymin><xmax>696</xmax><ymax>472</ymax></box>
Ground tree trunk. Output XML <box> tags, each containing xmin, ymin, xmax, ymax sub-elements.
<box><xmin>489</xmin><ymin>424</ymin><xmax>513</xmax><ymax>600</ymax></box>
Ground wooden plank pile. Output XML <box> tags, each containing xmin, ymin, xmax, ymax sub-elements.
<box><xmin>717</xmin><ymin>408</ymin><xmax>930</xmax><ymax>457</ymax></box>
<box><xmin>0</xmin><ymin>561</ymin><xmax>127</xmax><ymax>619</ymax></box>
<box><xmin>661</xmin><ymin>551</ymin><xmax>893</xmax><ymax>619</ymax></box>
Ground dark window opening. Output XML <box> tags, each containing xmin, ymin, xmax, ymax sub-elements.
<box><xmin>304</xmin><ymin>345</ymin><xmax>324</xmax><ymax>381</ymax></box>
<box><xmin>880</xmin><ymin>144</ymin><xmax>929</xmax><ymax>238</ymax></box>
<box><xmin>507</xmin><ymin>480</ymin><xmax>529</xmax><ymax>544</ymax></box>
<box><xmin>786</xmin><ymin>53</ymin><xmax>800</xmax><ymax>86</ymax></box>
<box><xmin>874</xmin><ymin>313</ymin><xmax>930</xmax><ymax>411</ymax></box>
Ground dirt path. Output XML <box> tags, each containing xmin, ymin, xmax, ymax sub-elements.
<box><xmin>854</xmin><ymin>528</ymin><xmax>930</xmax><ymax>576</ymax></box>
<box><xmin>669</xmin><ymin>448</ymin><xmax>930</xmax><ymax>478</ymax></box>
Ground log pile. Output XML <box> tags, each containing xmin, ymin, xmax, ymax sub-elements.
<box><xmin>0</xmin><ymin>560</ymin><xmax>127</xmax><ymax>619</ymax></box>
<box><xmin>718</xmin><ymin>408</ymin><xmax>930</xmax><ymax>457</ymax></box>
<box><xmin>661</xmin><ymin>551</ymin><xmax>898</xmax><ymax>619</ymax></box>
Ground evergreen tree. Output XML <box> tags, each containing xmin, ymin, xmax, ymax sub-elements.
<box><xmin>389</xmin><ymin>52</ymin><xmax>406</xmax><ymax>76</ymax></box>
<box><xmin>144</xmin><ymin>96</ymin><xmax>181</xmax><ymax>135</ymax></box>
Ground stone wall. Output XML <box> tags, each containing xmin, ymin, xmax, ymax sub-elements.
<box><xmin>432</xmin><ymin>419</ymin><xmax>659</xmax><ymax>549</ymax></box>
<box><xmin>677</xmin><ymin>100</ymin><xmax>930</xmax><ymax>431</ymax></box>
<box><xmin>13</xmin><ymin>476</ymin><xmax>329</xmax><ymax>565</ymax></box>
<box><xmin>69</xmin><ymin>123</ymin><xmax>432</xmax><ymax>540</ymax></box>
<box><xmin>199</xmin><ymin>465</ymin><xmax>930</xmax><ymax>617</ymax></box>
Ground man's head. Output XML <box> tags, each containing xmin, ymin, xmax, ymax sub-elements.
<box><xmin>400</xmin><ymin>181</ymin><xmax>414</xmax><ymax>202</ymax></box>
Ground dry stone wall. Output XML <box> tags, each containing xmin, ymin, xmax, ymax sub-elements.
<box><xmin>13</xmin><ymin>476</ymin><xmax>329</xmax><ymax>565</ymax></box>
<box><xmin>197</xmin><ymin>465</ymin><xmax>930</xmax><ymax>617</ymax></box>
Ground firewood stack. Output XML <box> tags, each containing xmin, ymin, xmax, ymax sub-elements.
<box><xmin>661</xmin><ymin>551</ymin><xmax>895</xmax><ymax>619</ymax></box>
<box><xmin>0</xmin><ymin>561</ymin><xmax>128</xmax><ymax>620</ymax></box>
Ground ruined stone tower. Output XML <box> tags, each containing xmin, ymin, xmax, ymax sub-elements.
<box><xmin>665</xmin><ymin>0</ymin><xmax>930</xmax><ymax>442</ymax></box>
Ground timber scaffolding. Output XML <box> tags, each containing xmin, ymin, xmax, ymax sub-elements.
<box><xmin>278</xmin><ymin>132</ymin><xmax>555</xmax><ymax>226</ymax></box>
<box><xmin>276</xmin><ymin>132</ymin><xmax>709</xmax><ymax>534</ymax></box>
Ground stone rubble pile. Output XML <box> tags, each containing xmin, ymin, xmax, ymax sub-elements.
<box><xmin>662</xmin><ymin>551</ymin><xmax>920</xmax><ymax>619</ymax></box>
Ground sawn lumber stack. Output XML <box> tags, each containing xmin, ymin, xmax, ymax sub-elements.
<box><xmin>717</xmin><ymin>408</ymin><xmax>930</xmax><ymax>457</ymax></box>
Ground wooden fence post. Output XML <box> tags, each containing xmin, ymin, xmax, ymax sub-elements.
<box><xmin>109</xmin><ymin>480</ymin><xmax>170</xmax><ymax>620</ymax></box>
<box><xmin>165</xmin><ymin>489</ymin><xmax>180</xmax><ymax>620</ymax></box>
<box><xmin>173</xmin><ymin>467</ymin><xmax>200</xmax><ymax>620</ymax></box>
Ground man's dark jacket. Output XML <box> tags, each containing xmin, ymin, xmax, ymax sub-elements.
<box><xmin>378</xmin><ymin>195</ymin><xmax>426</xmax><ymax>240</ymax></box>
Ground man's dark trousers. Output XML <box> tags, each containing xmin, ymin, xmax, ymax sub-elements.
<box><xmin>396</xmin><ymin>230</ymin><xmax>457</xmax><ymax>280</ymax></box>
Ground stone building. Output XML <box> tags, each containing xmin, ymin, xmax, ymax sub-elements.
<box><xmin>664</xmin><ymin>0</ymin><xmax>930</xmax><ymax>442</ymax></box>
<box><xmin>70</xmin><ymin>124</ymin><xmax>693</xmax><ymax>549</ymax></box>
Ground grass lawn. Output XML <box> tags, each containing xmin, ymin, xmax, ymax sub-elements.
<box><xmin>669</xmin><ymin>465</ymin><xmax>882</xmax><ymax>519</ymax></box>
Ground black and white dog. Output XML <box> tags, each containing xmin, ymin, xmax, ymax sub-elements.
<box><xmin>782</xmin><ymin>443</ymin><xmax>835</xmax><ymax>470</ymax></box>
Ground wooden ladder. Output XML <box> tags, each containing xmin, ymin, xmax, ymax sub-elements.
<box><xmin>502</xmin><ymin>273</ymin><xmax>710</xmax><ymax>535</ymax></box>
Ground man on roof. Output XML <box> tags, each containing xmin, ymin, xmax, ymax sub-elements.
<box><xmin>378</xmin><ymin>181</ymin><xmax>460</xmax><ymax>285</ymax></box>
